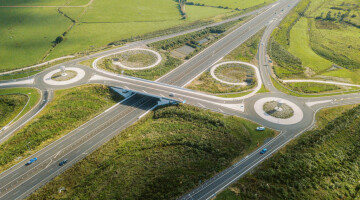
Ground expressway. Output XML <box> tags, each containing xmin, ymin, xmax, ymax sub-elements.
<box><xmin>0</xmin><ymin>0</ymin><xmax>360</xmax><ymax>199</ymax></box>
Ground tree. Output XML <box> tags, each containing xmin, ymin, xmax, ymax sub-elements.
<box><xmin>326</xmin><ymin>11</ymin><xmax>332</xmax><ymax>20</ymax></box>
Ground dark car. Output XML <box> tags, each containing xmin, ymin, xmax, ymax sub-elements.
<box><xmin>25</xmin><ymin>157</ymin><xmax>38</xmax><ymax>166</ymax></box>
<box><xmin>59</xmin><ymin>159</ymin><xmax>68</xmax><ymax>166</ymax></box>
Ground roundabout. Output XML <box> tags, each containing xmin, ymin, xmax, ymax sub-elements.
<box><xmin>43</xmin><ymin>67</ymin><xmax>86</xmax><ymax>86</ymax></box>
<box><xmin>210</xmin><ymin>61</ymin><xmax>257</xmax><ymax>86</ymax></box>
<box><xmin>254</xmin><ymin>97</ymin><xmax>304</xmax><ymax>125</ymax></box>
<box><xmin>94</xmin><ymin>48</ymin><xmax>162</xmax><ymax>71</ymax></box>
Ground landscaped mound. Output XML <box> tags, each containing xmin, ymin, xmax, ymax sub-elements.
<box><xmin>263</xmin><ymin>101</ymin><xmax>294</xmax><ymax>119</ymax></box>
<box><xmin>214</xmin><ymin>63</ymin><xmax>255</xmax><ymax>84</ymax></box>
<box><xmin>112</xmin><ymin>50</ymin><xmax>158</xmax><ymax>69</ymax></box>
<box><xmin>51</xmin><ymin>70</ymin><xmax>77</xmax><ymax>81</ymax></box>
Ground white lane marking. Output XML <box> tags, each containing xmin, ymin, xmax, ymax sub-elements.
<box><xmin>198</xmin><ymin>103</ymin><xmax>205</xmax><ymax>108</ymax></box>
<box><xmin>306</xmin><ymin>100</ymin><xmax>332</xmax><ymax>107</ymax></box>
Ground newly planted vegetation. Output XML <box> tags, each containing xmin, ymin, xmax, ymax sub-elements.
<box><xmin>0</xmin><ymin>85</ymin><xmax>122</xmax><ymax>173</ymax></box>
<box><xmin>216</xmin><ymin>104</ymin><xmax>360</xmax><ymax>200</ymax></box>
<box><xmin>28</xmin><ymin>104</ymin><xmax>275</xmax><ymax>200</ymax></box>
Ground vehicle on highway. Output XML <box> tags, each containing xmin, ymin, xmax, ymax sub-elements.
<box><xmin>260</xmin><ymin>148</ymin><xmax>267</xmax><ymax>154</ymax></box>
<box><xmin>25</xmin><ymin>157</ymin><xmax>38</xmax><ymax>166</ymax></box>
<box><xmin>169</xmin><ymin>93</ymin><xmax>175</xmax><ymax>97</ymax></box>
<box><xmin>256</xmin><ymin>127</ymin><xmax>265</xmax><ymax>131</ymax></box>
<box><xmin>59</xmin><ymin>159</ymin><xmax>68</xmax><ymax>166</ymax></box>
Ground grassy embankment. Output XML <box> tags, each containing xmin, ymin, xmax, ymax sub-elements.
<box><xmin>0</xmin><ymin>85</ymin><xmax>122</xmax><ymax>173</ymax></box>
<box><xmin>269</xmin><ymin>0</ymin><xmax>360</xmax><ymax>95</ymax></box>
<box><xmin>216</xmin><ymin>104</ymin><xmax>360</xmax><ymax>200</ymax></box>
<box><xmin>1</xmin><ymin>0</ymin><xmax>240</xmax><ymax>72</ymax></box>
<box><xmin>0</xmin><ymin>88</ymin><xmax>41</xmax><ymax>122</ymax></box>
<box><xmin>270</xmin><ymin>77</ymin><xmax>360</xmax><ymax>98</ymax></box>
<box><xmin>186</xmin><ymin>30</ymin><xmax>264</xmax><ymax>98</ymax></box>
<box><xmin>0</xmin><ymin>95</ymin><xmax>27</xmax><ymax>128</ymax></box>
<box><xmin>28</xmin><ymin>104</ymin><xmax>276</xmax><ymax>200</ymax></box>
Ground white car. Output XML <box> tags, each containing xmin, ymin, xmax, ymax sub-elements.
<box><xmin>256</xmin><ymin>127</ymin><xmax>265</xmax><ymax>131</ymax></box>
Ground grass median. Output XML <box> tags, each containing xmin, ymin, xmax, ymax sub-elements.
<box><xmin>0</xmin><ymin>85</ymin><xmax>123</xmax><ymax>173</ymax></box>
<box><xmin>28</xmin><ymin>104</ymin><xmax>276</xmax><ymax>200</ymax></box>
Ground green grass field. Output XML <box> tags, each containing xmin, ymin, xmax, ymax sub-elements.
<box><xmin>27</xmin><ymin>104</ymin><xmax>275</xmax><ymax>200</ymax></box>
<box><xmin>271</xmin><ymin>0</ymin><xmax>360</xmax><ymax>85</ymax></box>
<box><xmin>0</xmin><ymin>0</ymin><xmax>235</xmax><ymax>71</ymax></box>
<box><xmin>189</xmin><ymin>0</ymin><xmax>276</xmax><ymax>9</ymax></box>
<box><xmin>0</xmin><ymin>85</ymin><xmax>122</xmax><ymax>173</ymax></box>
<box><xmin>0</xmin><ymin>7</ymin><xmax>72</xmax><ymax>71</ymax></box>
<box><xmin>0</xmin><ymin>0</ymin><xmax>90</xmax><ymax>6</ymax></box>
<box><xmin>288</xmin><ymin>18</ymin><xmax>333</xmax><ymax>73</ymax></box>
<box><xmin>215</xmin><ymin>104</ymin><xmax>360</xmax><ymax>200</ymax></box>
<box><xmin>0</xmin><ymin>88</ymin><xmax>40</xmax><ymax>121</ymax></box>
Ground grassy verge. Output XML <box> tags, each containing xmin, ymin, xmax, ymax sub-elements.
<box><xmin>0</xmin><ymin>94</ymin><xmax>27</xmax><ymax>128</ymax></box>
<box><xmin>223</xmin><ymin>28</ymin><xmax>264</xmax><ymax>62</ymax></box>
<box><xmin>0</xmin><ymin>88</ymin><xmax>41</xmax><ymax>121</ymax></box>
<box><xmin>314</xmin><ymin>104</ymin><xmax>358</xmax><ymax>130</ymax></box>
<box><xmin>0</xmin><ymin>85</ymin><xmax>123</xmax><ymax>173</ymax></box>
<box><xmin>216</xmin><ymin>91</ymin><xmax>253</xmax><ymax>98</ymax></box>
<box><xmin>271</xmin><ymin>77</ymin><xmax>360</xmax><ymax>97</ymax></box>
<box><xmin>28</xmin><ymin>104</ymin><xmax>275</xmax><ymax>200</ymax></box>
<box><xmin>216</xmin><ymin>104</ymin><xmax>360</xmax><ymax>200</ymax></box>
<box><xmin>257</xmin><ymin>84</ymin><xmax>269</xmax><ymax>93</ymax></box>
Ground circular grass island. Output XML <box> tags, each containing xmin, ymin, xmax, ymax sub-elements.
<box><xmin>98</xmin><ymin>48</ymin><xmax>162</xmax><ymax>71</ymax></box>
<box><xmin>263</xmin><ymin>101</ymin><xmax>294</xmax><ymax>119</ymax></box>
<box><xmin>51</xmin><ymin>70</ymin><xmax>77</xmax><ymax>81</ymax></box>
<box><xmin>214</xmin><ymin>63</ymin><xmax>255</xmax><ymax>84</ymax></box>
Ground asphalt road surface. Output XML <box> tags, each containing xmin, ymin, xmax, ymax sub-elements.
<box><xmin>0</xmin><ymin>0</ymin><xmax>359</xmax><ymax>199</ymax></box>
